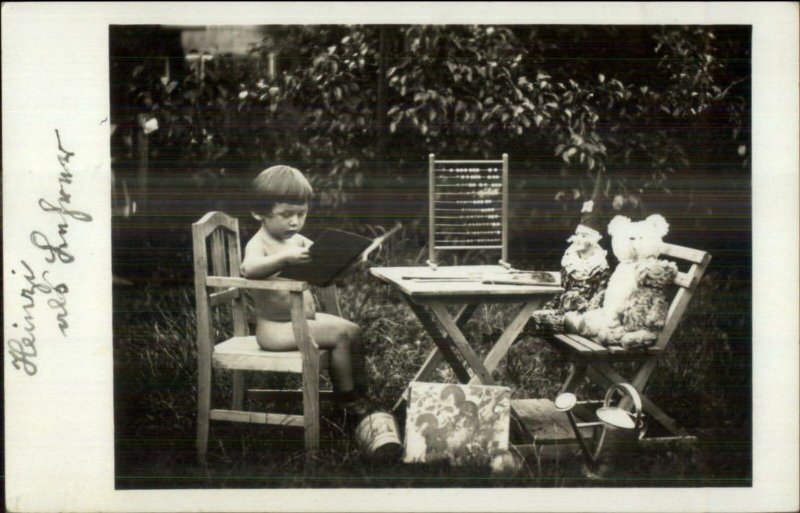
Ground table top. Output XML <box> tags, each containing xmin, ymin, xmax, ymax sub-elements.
<box><xmin>370</xmin><ymin>265</ymin><xmax>563</xmax><ymax>300</ymax></box>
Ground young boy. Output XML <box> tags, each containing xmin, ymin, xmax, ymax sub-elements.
<box><xmin>240</xmin><ymin>165</ymin><xmax>371</xmax><ymax>419</ymax></box>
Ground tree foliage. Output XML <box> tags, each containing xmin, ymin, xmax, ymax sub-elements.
<box><xmin>111</xmin><ymin>24</ymin><xmax>750</xmax><ymax>235</ymax></box>
<box><xmin>243</xmin><ymin>26</ymin><xmax>381</xmax><ymax>207</ymax></box>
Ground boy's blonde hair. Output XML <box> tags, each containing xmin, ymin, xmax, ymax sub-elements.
<box><xmin>251</xmin><ymin>165</ymin><xmax>313</xmax><ymax>215</ymax></box>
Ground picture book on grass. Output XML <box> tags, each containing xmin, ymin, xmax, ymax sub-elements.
<box><xmin>403</xmin><ymin>382</ymin><xmax>511</xmax><ymax>466</ymax></box>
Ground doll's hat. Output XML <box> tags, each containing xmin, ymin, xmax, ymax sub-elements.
<box><xmin>577</xmin><ymin>199</ymin><xmax>605</xmax><ymax>235</ymax></box>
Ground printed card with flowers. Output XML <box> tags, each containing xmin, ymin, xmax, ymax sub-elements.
<box><xmin>403</xmin><ymin>382</ymin><xmax>511</xmax><ymax>466</ymax></box>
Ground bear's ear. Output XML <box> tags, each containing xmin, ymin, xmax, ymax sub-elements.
<box><xmin>607</xmin><ymin>215</ymin><xmax>630</xmax><ymax>236</ymax></box>
<box><xmin>646</xmin><ymin>214</ymin><xmax>670</xmax><ymax>238</ymax></box>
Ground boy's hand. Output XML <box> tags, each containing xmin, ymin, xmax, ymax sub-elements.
<box><xmin>282</xmin><ymin>246</ymin><xmax>312</xmax><ymax>265</ymax></box>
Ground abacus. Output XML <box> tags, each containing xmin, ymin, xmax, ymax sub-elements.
<box><xmin>427</xmin><ymin>153</ymin><xmax>510</xmax><ymax>268</ymax></box>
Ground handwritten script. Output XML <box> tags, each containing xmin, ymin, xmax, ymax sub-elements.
<box><xmin>7</xmin><ymin>130</ymin><xmax>94</xmax><ymax>376</ymax></box>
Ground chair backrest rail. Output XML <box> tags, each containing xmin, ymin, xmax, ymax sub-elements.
<box><xmin>195</xmin><ymin>211</ymin><xmax>239</xmax><ymax>239</ymax></box>
<box><xmin>206</xmin><ymin>275</ymin><xmax>308</xmax><ymax>292</ymax></box>
<box><xmin>661</xmin><ymin>243</ymin><xmax>710</xmax><ymax>265</ymax></box>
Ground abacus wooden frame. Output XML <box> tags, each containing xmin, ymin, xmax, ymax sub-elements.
<box><xmin>428</xmin><ymin>153</ymin><xmax>510</xmax><ymax>267</ymax></box>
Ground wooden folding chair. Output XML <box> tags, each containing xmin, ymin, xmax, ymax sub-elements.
<box><xmin>544</xmin><ymin>243</ymin><xmax>711</xmax><ymax>437</ymax></box>
<box><xmin>192</xmin><ymin>211</ymin><xmax>337</xmax><ymax>464</ymax></box>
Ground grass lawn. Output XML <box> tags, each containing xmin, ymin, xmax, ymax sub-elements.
<box><xmin>113</xmin><ymin>238</ymin><xmax>752</xmax><ymax>489</ymax></box>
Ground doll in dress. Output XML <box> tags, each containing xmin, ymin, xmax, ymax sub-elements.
<box><xmin>530</xmin><ymin>200</ymin><xmax>610</xmax><ymax>332</ymax></box>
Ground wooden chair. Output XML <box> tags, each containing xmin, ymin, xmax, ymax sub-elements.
<box><xmin>192</xmin><ymin>211</ymin><xmax>338</xmax><ymax>464</ymax></box>
<box><xmin>544</xmin><ymin>242</ymin><xmax>711</xmax><ymax>437</ymax></box>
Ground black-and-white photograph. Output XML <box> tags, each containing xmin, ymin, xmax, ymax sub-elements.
<box><xmin>111</xmin><ymin>22</ymin><xmax>753</xmax><ymax>488</ymax></box>
<box><xmin>3</xmin><ymin>3</ymin><xmax>798</xmax><ymax>512</ymax></box>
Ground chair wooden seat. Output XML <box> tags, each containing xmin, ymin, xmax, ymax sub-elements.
<box><xmin>543</xmin><ymin>242</ymin><xmax>711</xmax><ymax>437</ymax></box>
<box><xmin>552</xmin><ymin>333</ymin><xmax>662</xmax><ymax>361</ymax></box>
<box><xmin>213</xmin><ymin>336</ymin><xmax>331</xmax><ymax>373</ymax></box>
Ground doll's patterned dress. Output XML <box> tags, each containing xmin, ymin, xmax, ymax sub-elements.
<box><xmin>530</xmin><ymin>246</ymin><xmax>610</xmax><ymax>332</ymax></box>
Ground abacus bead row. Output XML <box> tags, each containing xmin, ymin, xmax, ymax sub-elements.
<box><xmin>437</xmin><ymin>167</ymin><xmax>500</xmax><ymax>173</ymax></box>
<box><xmin>435</xmin><ymin>238</ymin><xmax>502</xmax><ymax>244</ymax></box>
<box><xmin>437</xmin><ymin>230</ymin><xmax>502</xmax><ymax>236</ymax></box>
<box><xmin>436</xmin><ymin>174</ymin><xmax>501</xmax><ymax>180</ymax></box>
<box><xmin>436</xmin><ymin>214</ymin><xmax>500</xmax><ymax>219</ymax></box>
<box><xmin>436</xmin><ymin>207</ymin><xmax>502</xmax><ymax>212</ymax></box>
<box><xmin>434</xmin><ymin>190</ymin><xmax>500</xmax><ymax>197</ymax></box>
<box><xmin>436</xmin><ymin>220</ymin><xmax>502</xmax><ymax>225</ymax></box>
<box><xmin>435</xmin><ymin>198</ymin><xmax>497</xmax><ymax>205</ymax></box>
<box><xmin>434</xmin><ymin>181</ymin><xmax>502</xmax><ymax>187</ymax></box>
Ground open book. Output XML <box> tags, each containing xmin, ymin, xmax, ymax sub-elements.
<box><xmin>278</xmin><ymin>223</ymin><xmax>401</xmax><ymax>287</ymax></box>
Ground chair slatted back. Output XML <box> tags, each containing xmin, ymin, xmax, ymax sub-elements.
<box><xmin>653</xmin><ymin>242</ymin><xmax>712</xmax><ymax>351</ymax></box>
<box><xmin>192</xmin><ymin>212</ymin><xmax>249</xmax><ymax>348</ymax></box>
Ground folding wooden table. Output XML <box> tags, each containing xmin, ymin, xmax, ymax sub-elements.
<box><xmin>370</xmin><ymin>265</ymin><xmax>563</xmax><ymax>441</ymax></box>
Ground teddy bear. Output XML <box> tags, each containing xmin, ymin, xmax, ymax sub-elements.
<box><xmin>563</xmin><ymin>213</ymin><xmax>678</xmax><ymax>349</ymax></box>
<box><xmin>530</xmin><ymin>200</ymin><xmax>610</xmax><ymax>332</ymax></box>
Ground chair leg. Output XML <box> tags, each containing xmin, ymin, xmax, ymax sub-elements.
<box><xmin>197</xmin><ymin>362</ymin><xmax>212</xmax><ymax>465</ymax></box>
<box><xmin>560</xmin><ymin>361</ymin><xmax>595</xmax><ymax>421</ymax></box>
<box><xmin>231</xmin><ymin>370</ymin><xmax>245</xmax><ymax>410</ymax></box>
<box><xmin>560</xmin><ymin>361</ymin><xmax>587</xmax><ymax>394</ymax></box>
<box><xmin>303</xmin><ymin>356</ymin><xmax>321</xmax><ymax>456</ymax></box>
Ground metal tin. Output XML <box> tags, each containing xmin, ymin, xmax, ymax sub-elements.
<box><xmin>355</xmin><ymin>412</ymin><xmax>402</xmax><ymax>458</ymax></box>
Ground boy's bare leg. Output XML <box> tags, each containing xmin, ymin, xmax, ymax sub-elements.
<box><xmin>305</xmin><ymin>313</ymin><xmax>374</xmax><ymax>423</ymax></box>
<box><xmin>307</xmin><ymin>313</ymin><xmax>365</xmax><ymax>394</ymax></box>
<box><xmin>255</xmin><ymin>313</ymin><xmax>367</xmax><ymax>394</ymax></box>
<box><xmin>256</xmin><ymin>314</ymin><xmax>377</xmax><ymax>431</ymax></box>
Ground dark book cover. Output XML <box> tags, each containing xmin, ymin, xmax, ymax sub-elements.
<box><xmin>279</xmin><ymin>224</ymin><xmax>400</xmax><ymax>287</ymax></box>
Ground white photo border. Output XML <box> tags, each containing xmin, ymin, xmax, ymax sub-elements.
<box><xmin>3</xmin><ymin>2</ymin><xmax>798</xmax><ymax>512</ymax></box>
